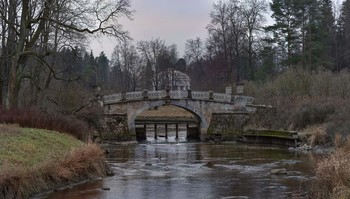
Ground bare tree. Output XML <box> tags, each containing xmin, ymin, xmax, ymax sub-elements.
<box><xmin>0</xmin><ymin>0</ymin><xmax>132</xmax><ymax>109</ymax></box>
<box><xmin>111</xmin><ymin>41</ymin><xmax>142</xmax><ymax>91</ymax></box>
<box><xmin>137</xmin><ymin>38</ymin><xmax>167</xmax><ymax>90</ymax></box>
<box><xmin>185</xmin><ymin>37</ymin><xmax>204</xmax><ymax>65</ymax></box>
<box><xmin>241</xmin><ymin>0</ymin><xmax>267</xmax><ymax>78</ymax></box>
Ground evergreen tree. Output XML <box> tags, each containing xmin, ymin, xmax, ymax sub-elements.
<box><xmin>266</xmin><ymin>0</ymin><xmax>304</xmax><ymax>68</ymax></box>
<box><xmin>96</xmin><ymin>52</ymin><xmax>110</xmax><ymax>89</ymax></box>
<box><xmin>319</xmin><ymin>0</ymin><xmax>336</xmax><ymax>70</ymax></box>
<box><xmin>83</xmin><ymin>51</ymin><xmax>97</xmax><ymax>89</ymax></box>
<box><xmin>338</xmin><ymin>0</ymin><xmax>350</xmax><ymax>70</ymax></box>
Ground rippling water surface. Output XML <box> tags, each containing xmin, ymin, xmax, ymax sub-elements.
<box><xmin>44</xmin><ymin>127</ymin><xmax>315</xmax><ymax>199</ymax></box>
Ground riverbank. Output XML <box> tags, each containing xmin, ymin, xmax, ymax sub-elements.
<box><xmin>0</xmin><ymin>124</ymin><xmax>108</xmax><ymax>199</ymax></box>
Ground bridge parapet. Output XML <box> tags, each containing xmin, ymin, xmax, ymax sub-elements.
<box><xmin>102</xmin><ymin>90</ymin><xmax>254</xmax><ymax>105</ymax></box>
<box><xmin>192</xmin><ymin>91</ymin><xmax>210</xmax><ymax>100</ymax></box>
<box><xmin>213</xmin><ymin>93</ymin><xmax>231</xmax><ymax>102</ymax></box>
<box><xmin>125</xmin><ymin>91</ymin><xmax>143</xmax><ymax>100</ymax></box>
<box><xmin>148</xmin><ymin>90</ymin><xmax>167</xmax><ymax>99</ymax></box>
<box><xmin>103</xmin><ymin>93</ymin><xmax>122</xmax><ymax>104</ymax></box>
<box><xmin>169</xmin><ymin>90</ymin><xmax>187</xmax><ymax>99</ymax></box>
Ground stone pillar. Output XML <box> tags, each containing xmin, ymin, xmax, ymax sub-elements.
<box><xmin>165</xmin><ymin>88</ymin><xmax>170</xmax><ymax>99</ymax></box>
<box><xmin>135</xmin><ymin>127</ymin><xmax>146</xmax><ymax>141</ymax></box>
<box><xmin>236</xmin><ymin>83</ymin><xmax>244</xmax><ymax>95</ymax></box>
<box><xmin>154</xmin><ymin>124</ymin><xmax>158</xmax><ymax>139</ymax></box>
<box><xmin>100</xmin><ymin>114</ymin><xmax>132</xmax><ymax>141</ymax></box>
<box><xmin>209</xmin><ymin>91</ymin><xmax>214</xmax><ymax>100</ymax></box>
<box><xmin>121</xmin><ymin>92</ymin><xmax>126</xmax><ymax>101</ymax></box>
<box><xmin>175</xmin><ymin>123</ymin><xmax>179</xmax><ymax>139</ymax></box>
<box><xmin>165</xmin><ymin>123</ymin><xmax>168</xmax><ymax>139</ymax></box>
<box><xmin>143</xmin><ymin>90</ymin><xmax>149</xmax><ymax>99</ymax></box>
<box><xmin>187</xmin><ymin>124</ymin><xmax>200</xmax><ymax>140</ymax></box>
<box><xmin>187</xmin><ymin>89</ymin><xmax>192</xmax><ymax>99</ymax></box>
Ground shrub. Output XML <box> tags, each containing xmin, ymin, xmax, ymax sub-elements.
<box><xmin>291</xmin><ymin>98</ymin><xmax>337</xmax><ymax>130</ymax></box>
<box><xmin>0</xmin><ymin>107</ymin><xmax>89</xmax><ymax>140</ymax></box>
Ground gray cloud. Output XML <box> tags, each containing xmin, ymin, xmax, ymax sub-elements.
<box><xmin>90</xmin><ymin>0</ymin><xmax>215</xmax><ymax>58</ymax></box>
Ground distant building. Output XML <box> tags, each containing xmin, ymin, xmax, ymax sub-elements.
<box><xmin>153</xmin><ymin>69</ymin><xmax>191</xmax><ymax>91</ymax></box>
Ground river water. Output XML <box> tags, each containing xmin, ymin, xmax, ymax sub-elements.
<box><xmin>44</xmin><ymin>125</ymin><xmax>315</xmax><ymax>199</ymax></box>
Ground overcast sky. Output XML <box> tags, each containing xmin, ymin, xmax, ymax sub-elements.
<box><xmin>89</xmin><ymin>0</ymin><xmax>214</xmax><ymax>58</ymax></box>
<box><xmin>89</xmin><ymin>0</ymin><xmax>345</xmax><ymax>59</ymax></box>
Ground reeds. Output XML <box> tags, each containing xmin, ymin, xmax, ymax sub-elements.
<box><xmin>310</xmin><ymin>139</ymin><xmax>350</xmax><ymax>198</ymax></box>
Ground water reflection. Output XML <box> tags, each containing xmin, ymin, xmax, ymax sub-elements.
<box><xmin>44</xmin><ymin>142</ymin><xmax>315</xmax><ymax>199</ymax></box>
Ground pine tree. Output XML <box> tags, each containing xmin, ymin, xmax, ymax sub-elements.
<box><xmin>318</xmin><ymin>0</ymin><xmax>336</xmax><ymax>70</ymax></box>
<box><xmin>338</xmin><ymin>0</ymin><xmax>350</xmax><ymax>70</ymax></box>
<box><xmin>266</xmin><ymin>0</ymin><xmax>304</xmax><ymax>68</ymax></box>
<box><xmin>96</xmin><ymin>52</ymin><xmax>110</xmax><ymax>89</ymax></box>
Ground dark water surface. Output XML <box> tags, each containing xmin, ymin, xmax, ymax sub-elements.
<box><xmin>43</xmin><ymin>127</ymin><xmax>315</xmax><ymax>199</ymax></box>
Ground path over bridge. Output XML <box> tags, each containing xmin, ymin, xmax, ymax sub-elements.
<box><xmin>101</xmin><ymin>90</ymin><xmax>256</xmax><ymax>140</ymax></box>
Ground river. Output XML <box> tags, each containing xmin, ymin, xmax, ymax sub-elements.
<box><xmin>43</xmin><ymin>124</ymin><xmax>315</xmax><ymax>199</ymax></box>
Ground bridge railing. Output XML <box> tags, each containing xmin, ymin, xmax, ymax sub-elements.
<box><xmin>191</xmin><ymin>91</ymin><xmax>210</xmax><ymax>100</ymax></box>
<box><xmin>213</xmin><ymin>93</ymin><xmax>231</xmax><ymax>102</ymax></box>
<box><xmin>148</xmin><ymin>90</ymin><xmax>167</xmax><ymax>99</ymax></box>
<box><xmin>169</xmin><ymin>90</ymin><xmax>188</xmax><ymax>99</ymax></box>
<box><xmin>125</xmin><ymin>91</ymin><xmax>143</xmax><ymax>100</ymax></box>
<box><xmin>103</xmin><ymin>93</ymin><xmax>122</xmax><ymax>104</ymax></box>
<box><xmin>102</xmin><ymin>90</ymin><xmax>254</xmax><ymax>105</ymax></box>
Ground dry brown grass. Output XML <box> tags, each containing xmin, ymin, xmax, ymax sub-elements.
<box><xmin>305</xmin><ymin>125</ymin><xmax>328</xmax><ymax>147</ymax></box>
<box><xmin>0</xmin><ymin>124</ymin><xmax>21</xmax><ymax>135</ymax></box>
<box><xmin>310</xmin><ymin>139</ymin><xmax>350</xmax><ymax>198</ymax></box>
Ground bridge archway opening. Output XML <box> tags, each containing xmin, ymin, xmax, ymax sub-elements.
<box><xmin>133</xmin><ymin>104</ymin><xmax>202</xmax><ymax>142</ymax></box>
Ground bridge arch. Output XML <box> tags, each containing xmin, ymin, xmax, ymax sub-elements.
<box><xmin>127</xmin><ymin>100</ymin><xmax>209</xmax><ymax>138</ymax></box>
<box><xmin>102</xmin><ymin>90</ymin><xmax>255</xmax><ymax>141</ymax></box>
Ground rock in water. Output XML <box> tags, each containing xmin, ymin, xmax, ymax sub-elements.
<box><xmin>205</xmin><ymin>161</ymin><xmax>215</xmax><ymax>168</ymax></box>
<box><xmin>270</xmin><ymin>168</ymin><xmax>287</xmax><ymax>175</ymax></box>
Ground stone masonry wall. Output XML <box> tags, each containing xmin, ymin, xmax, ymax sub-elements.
<box><xmin>100</xmin><ymin>114</ymin><xmax>133</xmax><ymax>141</ymax></box>
<box><xmin>206</xmin><ymin>113</ymin><xmax>250</xmax><ymax>141</ymax></box>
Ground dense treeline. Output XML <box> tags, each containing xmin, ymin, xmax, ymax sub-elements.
<box><xmin>1</xmin><ymin>0</ymin><xmax>350</xmax><ymax>112</ymax></box>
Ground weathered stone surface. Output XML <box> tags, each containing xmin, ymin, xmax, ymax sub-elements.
<box><xmin>206</xmin><ymin>113</ymin><xmax>250</xmax><ymax>141</ymax></box>
<box><xmin>100</xmin><ymin>114</ymin><xmax>133</xmax><ymax>141</ymax></box>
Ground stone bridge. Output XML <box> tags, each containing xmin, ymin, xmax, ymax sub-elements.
<box><xmin>101</xmin><ymin>90</ymin><xmax>256</xmax><ymax>140</ymax></box>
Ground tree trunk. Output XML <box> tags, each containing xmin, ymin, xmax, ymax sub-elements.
<box><xmin>6</xmin><ymin>56</ymin><xmax>20</xmax><ymax>109</ymax></box>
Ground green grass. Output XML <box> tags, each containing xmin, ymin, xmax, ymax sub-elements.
<box><xmin>0</xmin><ymin>124</ymin><xmax>83</xmax><ymax>172</ymax></box>
<box><xmin>0</xmin><ymin>124</ymin><xmax>107</xmax><ymax>199</ymax></box>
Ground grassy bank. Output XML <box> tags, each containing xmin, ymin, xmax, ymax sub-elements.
<box><xmin>243</xmin><ymin>69</ymin><xmax>350</xmax><ymax>198</ymax></box>
<box><xmin>0</xmin><ymin>124</ymin><xmax>107</xmax><ymax>199</ymax></box>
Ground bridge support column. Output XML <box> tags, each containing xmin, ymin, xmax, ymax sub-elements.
<box><xmin>165</xmin><ymin>123</ymin><xmax>168</xmax><ymax>139</ymax></box>
<box><xmin>175</xmin><ymin>123</ymin><xmax>179</xmax><ymax>139</ymax></box>
<box><xmin>101</xmin><ymin>114</ymin><xmax>134</xmax><ymax>141</ymax></box>
<box><xmin>154</xmin><ymin>124</ymin><xmax>158</xmax><ymax>140</ymax></box>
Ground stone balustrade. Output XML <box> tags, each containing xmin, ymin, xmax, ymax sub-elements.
<box><xmin>103</xmin><ymin>90</ymin><xmax>254</xmax><ymax>105</ymax></box>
